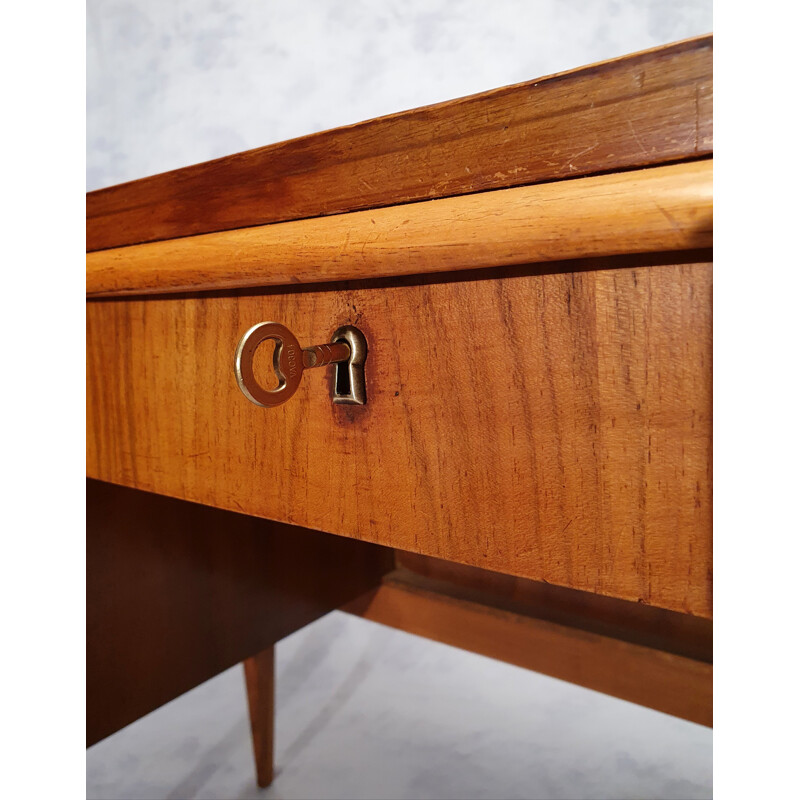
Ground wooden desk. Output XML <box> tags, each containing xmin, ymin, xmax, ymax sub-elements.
<box><xmin>87</xmin><ymin>35</ymin><xmax>712</xmax><ymax>788</ymax></box>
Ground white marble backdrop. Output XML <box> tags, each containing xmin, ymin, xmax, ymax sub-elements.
<box><xmin>87</xmin><ymin>3</ymin><xmax>713</xmax><ymax>797</ymax></box>
<box><xmin>87</xmin><ymin>611</ymin><xmax>712</xmax><ymax>800</ymax></box>
<box><xmin>87</xmin><ymin>0</ymin><xmax>712</xmax><ymax>190</ymax></box>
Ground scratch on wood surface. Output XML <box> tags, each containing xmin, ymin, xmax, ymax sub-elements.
<box><xmin>560</xmin><ymin>142</ymin><xmax>600</xmax><ymax>172</ymax></box>
<box><xmin>694</xmin><ymin>84</ymin><xmax>700</xmax><ymax>153</ymax></box>
<box><xmin>654</xmin><ymin>202</ymin><xmax>681</xmax><ymax>232</ymax></box>
<box><xmin>626</xmin><ymin>119</ymin><xmax>649</xmax><ymax>158</ymax></box>
<box><xmin>340</xmin><ymin>229</ymin><xmax>352</xmax><ymax>257</ymax></box>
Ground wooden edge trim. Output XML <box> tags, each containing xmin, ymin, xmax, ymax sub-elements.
<box><xmin>87</xmin><ymin>35</ymin><xmax>711</xmax><ymax>252</ymax></box>
<box><xmin>86</xmin><ymin>160</ymin><xmax>712</xmax><ymax>297</ymax></box>
<box><xmin>393</xmin><ymin>552</ymin><xmax>713</xmax><ymax>662</ymax></box>
<box><xmin>341</xmin><ymin>574</ymin><xmax>712</xmax><ymax>727</ymax></box>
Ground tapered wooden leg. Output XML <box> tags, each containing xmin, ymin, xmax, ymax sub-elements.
<box><xmin>244</xmin><ymin>647</ymin><xmax>276</xmax><ymax>788</ymax></box>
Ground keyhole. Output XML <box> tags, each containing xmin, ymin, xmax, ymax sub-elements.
<box><xmin>335</xmin><ymin>344</ymin><xmax>351</xmax><ymax>397</ymax></box>
<box><xmin>251</xmin><ymin>337</ymin><xmax>280</xmax><ymax>391</ymax></box>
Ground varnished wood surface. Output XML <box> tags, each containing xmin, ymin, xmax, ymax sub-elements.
<box><xmin>86</xmin><ymin>256</ymin><xmax>712</xmax><ymax>617</ymax></box>
<box><xmin>244</xmin><ymin>648</ymin><xmax>275</xmax><ymax>789</ymax></box>
<box><xmin>86</xmin><ymin>479</ymin><xmax>392</xmax><ymax>746</ymax></box>
<box><xmin>86</xmin><ymin>161</ymin><xmax>712</xmax><ymax>297</ymax></box>
<box><xmin>396</xmin><ymin>551</ymin><xmax>712</xmax><ymax>662</ymax></box>
<box><xmin>343</xmin><ymin>568</ymin><xmax>712</xmax><ymax>726</ymax></box>
<box><xmin>86</xmin><ymin>36</ymin><xmax>711</xmax><ymax>253</ymax></box>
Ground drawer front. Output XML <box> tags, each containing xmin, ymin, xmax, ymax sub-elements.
<box><xmin>87</xmin><ymin>257</ymin><xmax>712</xmax><ymax>617</ymax></box>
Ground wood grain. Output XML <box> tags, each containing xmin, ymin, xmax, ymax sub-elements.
<box><xmin>343</xmin><ymin>569</ymin><xmax>712</xmax><ymax>726</ymax></box>
<box><xmin>86</xmin><ymin>256</ymin><xmax>712</xmax><ymax>617</ymax></box>
<box><xmin>87</xmin><ymin>479</ymin><xmax>392</xmax><ymax>746</ymax></box>
<box><xmin>86</xmin><ymin>35</ymin><xmax>712</xmax><ymax>252</ymax></box>
<box><xmin>395</xmin><ymin>551</ymin><xmax>712</xmax><ymax>662</ymax></box>
<box><xmin>86</xmin><ymin>161</ymin><xmax>712</xmax><ymax>297</ymax></box>
<box><xmin>244</xmin><ymin>648</ymin><xmax>275</xmax><ymax>788</ymax></box>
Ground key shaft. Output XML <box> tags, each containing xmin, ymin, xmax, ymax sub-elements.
<box><xmin>302</xmin><ymin>341</ymin><xmax>351</xmax><ymax>368</ymax></box>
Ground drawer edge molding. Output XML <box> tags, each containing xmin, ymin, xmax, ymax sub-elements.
<box><xmin>86</xmin><ymin>160</ymin><xmax>712</xmax><ymax>297</ymax></box>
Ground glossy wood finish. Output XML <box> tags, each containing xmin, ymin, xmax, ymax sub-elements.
<box><xmin>86</xmin><ymin>479</ymin><xmax>392</xmax><ymax>746</ymax></box>
<box><xmin>86</xmin><ymin>256</ymin><xmax>712</xmax><ymax>617</ymax></box>
<box><xmin>244</xmin><ymin>648</ymin><xmax>275</xmax><ymax>788</ymax></box>
<box><xmin>86</xmin><ymin>36</ymin><xmax>711</xmax><ymax>253</ymax></box>
<box><xmin>343</xmin><ymin>568</ymin><xmax>712</xmax><ymax>726</ymax></box>
<box><xmin>86</xmin><ymin>161</ymin><xmax>712</xmax><ymax>297</ymax></box>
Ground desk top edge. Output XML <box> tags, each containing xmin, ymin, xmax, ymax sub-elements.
<box><xmin>86</xmin><ymin>34</ymin><xmax>712</xmax><ymax>253</ymax></box>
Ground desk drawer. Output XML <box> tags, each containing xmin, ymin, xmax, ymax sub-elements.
<box><xmin>87</xmin><ymin>256</ymin><xmax>711</xmax><ymax>617</ymax></box>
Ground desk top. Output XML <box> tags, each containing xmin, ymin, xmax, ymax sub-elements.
<box><xmin>86</xmin><ymin>35</ymin><xmax>712</xmax><ymax>255</ymax></box>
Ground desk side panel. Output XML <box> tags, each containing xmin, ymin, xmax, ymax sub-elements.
<box><xmin>87</xmin><ymin>479</ymin><xmax>392</xmax><ymax>745</ymax></box>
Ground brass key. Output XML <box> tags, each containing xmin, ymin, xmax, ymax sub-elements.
<box><xmin>234</xmin><ymin>322</ymin><xmax>367</xmax><ymax>408</ymax></box>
